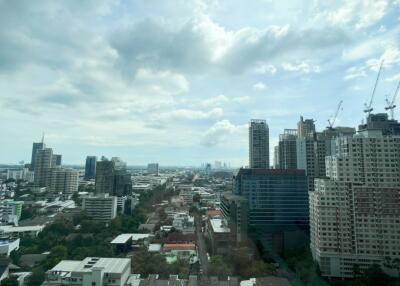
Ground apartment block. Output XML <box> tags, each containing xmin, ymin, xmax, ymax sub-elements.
<box><xmin>82</xmin><ymin>194</ymin><xmax>117</xmax><ymax>222</ymax></box>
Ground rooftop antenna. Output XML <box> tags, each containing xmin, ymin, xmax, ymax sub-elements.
<box><xmin>364</xmin><ymin>60</ymin><xmax>384</xmax><ymax>116</ymax></box>
<box><xmin>385</xmin><ymin>80</ymin><xmax>400</xmax><ymax>119</ymax></box>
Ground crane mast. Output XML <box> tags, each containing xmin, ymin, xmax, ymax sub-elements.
<box><xmin>385</xmin><ymin>80</ymin><xmax>400</xmax><ymax>119</ymax></box>
<box><xmin>364</xmin><ymin>60</ymin><xmax>384</xmax><ymax>116</ymax></box>
<box><xmin>328</xmin><ymin>100</ymin><xmax>343</xmax><ymax>128</ymax></box>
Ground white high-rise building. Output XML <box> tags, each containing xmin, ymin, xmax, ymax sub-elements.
<box><xmin>82</xmin><ymin>194</ymin><xmax>117</xmax><ymax>222</ymax></box>
<box><xmin>249</xmin><ymin>119</ymin><xmax>269</xmax><ymax>169</ymax></box>
<box><xmin>310</xmin><ymin>127</ymin><xmax>400</xmax><ymax>278</ymax></box>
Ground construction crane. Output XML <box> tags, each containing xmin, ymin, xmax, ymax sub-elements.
<box><xmin>385</xmin><ymin>81</ymin><xmax>400</xmax><ymax>119</ymax></box>
<box><xmin>328</xmin><ymin>100</ymin><xmax>343</xmax><ymax>128</ymax></box>
<box><xmin>364</xmin><ymin>60</ymin><xmax>384</xmax><ymax>115</ymax></box>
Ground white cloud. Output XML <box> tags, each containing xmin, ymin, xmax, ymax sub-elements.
<box><xmin>344</xmin><ymin>66</ymin><xmax>368</xmax><ymax>80</ymax></box>
<box><xmin>282</xmin><ymin>62</ymin><xmax>321</xmax><ymax>74</ymax></box>
<box><xmin>253</xmin><ymin>82</ymin><xmax>267</xmax><ymax>91</ymax></box>
<box><xmin>254</xmin><ymin>62</ymin><xmax>277</xmax><ymax>75</ymax></box>
<box><xmin>231</xmin><ymin>96</ymin><xmax>250</xmax><ymax>102</ymax></box>
<box><xmin>201</xmin><ymin>120</ymin><xmax>246</xmax><ymax>147</ymax></box>
<box><xmin>158</xmin><ymin>107</ymin><xmax>223</xmax><ymax>121</ymax></box>
<box><xmin>386</xmin><ymin>73</ymin><xmax>400</xmax><ymax>82</ymax></box>
<box><xmin>200</xmin><ymin>94</ymin><xmax>229</xmax><ymax>107</ymax></box>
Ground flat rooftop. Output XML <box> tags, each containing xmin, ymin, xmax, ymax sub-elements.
<box><xmin>51</xmin><ymin>257</ymin><xmax>131</xmax><ymax>274</ymax></box>
<box><xmin>110</xmin><ymin>233</ymin><xmax>153</xmax><ymax>244</ymax></box>
<box><xmin>210</xmin><ymin>218</ymin><xmax>230</xmax><ymax>233</ymax></box>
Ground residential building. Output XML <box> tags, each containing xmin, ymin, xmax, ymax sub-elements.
<box><xmin>233</xmin><ymin>168</ymin><xmax>309</xmax><ymax>253</ymax></box>
<box><xmin>43</xmin><ymin>257</ymin><xmax>131</xmax><ymax>286</ymax></box>
<box><xmin>172</xmin><ymin>212</ymin><xmax>195</xmax><ymax>234</ymax></box>
<box><xmin>278</xmin><ymin>129</ymin><xmax>297</xmax><ymax>169</ymax></box>
<box><xmin>50</xmin><ymin>168</ymin><xmax>78</xmax><ymax>200</ymax></box>
<box><xmin>297</xmin><ymin>116</ymin><xmax>315</xmax><ymax>138</ymax></box>
<box><xmin>273</xmin><ymin>146</ymin><xmax>280</xmax><ymax>169</ymax></box>
<box><xmin>84</xmin><ymin>156</ymin><xmax>97</xmax><ymax>180</ymax></box>
<box><xmin>95</xmin><ymin>158</ymin><xmax>115</xmax><ymax>194</ymax></box>
<box><xmin>0</xmin><ymin>225</ymin><xmax>44</xmax><ymax>238</ymax></box>
<box><xmin>310</xmin><ymin>119</ymin><xmax>400</xmax><ymax>278</ymax></box>
<box><xmin>163</xmin><ymin>243</ymin><xmax>197</xmax><ymax>264</ymax></box>
<box><xmin>7</xmin><ymin>168</ymin><xmax>34</xmax><ymax>183</ymax></box>
<box><xmin>249</xmin><ymin>119</ymin><xmax>269</xmax><ymax>168</ymax></box>
<box><xmin>53</xmin><ymin>154</ymin><xmax>62</xmax><ymax>166</ymax></box>
<box><xmin>30</xmin><ymin>142</ymin><xmax>45</xmax><ymax>171</ymax></box>
<box><xmin>0</xmin><ymin>199</ymin><xmax>23</xmax><ymax>226</ymax></box>
<box><xmin>82</xmin><ymin>194</ymin><xmax>117</xmax><ymax>222</ymax></box>
<box><xmin>147</xmin><ymin>163</ymin><xmax>159</xmax><ymax>175</ymax></box>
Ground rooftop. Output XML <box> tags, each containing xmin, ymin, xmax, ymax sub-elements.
<box><xmin>111</xmin><ymin>233</ymin><xmax>153</xmax><ymax>244</ymax></box>
<box><xmin>51</xmin><ymin>257</ymin><xmax>131</xmax><ymax>274</ymax></box>
<box><xmin>210</xmin><ymin>218</ymin><xmax>230</xmax><ymax>233</ymax></box>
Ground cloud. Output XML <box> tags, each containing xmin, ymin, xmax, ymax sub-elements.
<box><xmin>253</xmin><ymin>82</ymin><xmax>267</xmax><ymax>91</ymax></box>
<box><xmin>344</xmin><ymin>66</ymin><xmax>368</xmax><ymax>80</ymax></box>
<box><xmin>254</xmin><ymin>63</ymin><xmax>277</xmax><ymax>75</ymax></box>
<box><xmin>157</xmin><ymin>108</ymin><xmax>223</xmax><ymax>121</ymax></box>
<box><xmin>386</xmin><ymin>73</ymin><xmax>400</xmax><ymax>82</ymax></box>
<box><xmin>282</xmin><ymin>62</ymin><xmax>321</xmax><ymax>74</ymax></box>
<box><xmin>200</xmin><ymin>94</ymin><xmax>229</xmax><ymax>108</ymax></box>
<box><xmin>201</xmin><ymin>120</ymin><xmax>246</xmax><ymax>147</ymax></box>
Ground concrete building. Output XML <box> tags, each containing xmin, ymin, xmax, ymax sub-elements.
<box><xmin>273</xmin><ymin>146</ymin><xmax>280</xmax><ymax>169</ymax></box>
<box><xmin>249</xmin><ymin>119</ymin><xmax>269</xmax><ymax>169</ymax></box>
<box><xmin>34</xmin><ymin>148</ymin><xmax>54</xmax><ymax>188</ymax></box>
<box><xmin>53</xmin><ymin>154</ymin><xmax>62</xmax><ymax>166</ymax></box>
<box><xmin>0</xmin><ymin>238</ymin><xmax>19</xmax><ymax>257</ymax></box>
<box><xmin>172</xmin><ymin>212</ymin><xmax>195</xmax><ymax>234</ymax></box>
<box><xmin>220</xmin><ymin>192</ymin><xmax>248</xmax><ymax>245</ymax></box>
<box><xmin>0</xmin><ymin>199</ymin><xmax>23</xmax><ymax>226</ymax></box>
<box><xmin>95</xmin><ymin>157</ymin><xmax>131</xmax><ymax>196</ymax></box>
<box><xmin>147</xmin><ymin>163</ymin><xmax>159</xmax><ymax>176</ymax></box>
<box><xmin>310</xmin><ymin>116</ymin><xmax>400</xmax><ymax>278</ymax></box>
<box><xmin>7</xmin><ymin>168</ymin><xmax>34</xmax><ymax>183</ymax></box>
<box><xmin>43</xmin><ymin>257</ymin><xmax>131</xmax><ymax>286</ymax></box>
<box><xmin>233</xmin><ymin>168</ymin><xmax>309</xmax><ymax>253</ymax></box>
<box><xmin>30</xmin><ymin>142</ymin><xmax>45</xmax><ymax>171</ymax></box>
<box><xmin>206</xmin><ymin>217</ymin><xmax>231</xmax><ymax>255</ymax></box>
<box><xmin>82</xmin><ymin>194</ymin><xmax>117</xmax><ymax>222</ymax></box>
<box><xmin>50</xmin><ymin>168</ymin><xmax>78</xmax><ymax>200</ymax></box>
<box><xmin>278</xmin><ymin>129</ymin><xmax>298</xmax><ymax>169</ymax></box>
<box><xmin>297</xmin><ymin>116</ymin><xmax>315</xmax><ymax>138</ymax></box>
<box><xmin>84</xmin><ymin>156</ymin><xmax>97</xmax><ymax>180</ymax></box>
<box><xmin>95</xmin><ymin>158</ymin><xmax>115</xmax><ymax>194</ymax></box>
<box><xmin>0</xmin><ymin>225</ymin><xmax>44</xmax><ymax>238</ymax></box>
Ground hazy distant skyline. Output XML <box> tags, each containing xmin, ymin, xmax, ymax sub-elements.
<box><xmin>1</xmin><ymin>0</ymin><xmax>400</xmax><ymax>166</ymax></box>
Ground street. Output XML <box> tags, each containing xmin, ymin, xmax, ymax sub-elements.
<box><xmin>195</xmin><ymin>215</ymin><xmax>209</xmax><ymax>277</ymax></box>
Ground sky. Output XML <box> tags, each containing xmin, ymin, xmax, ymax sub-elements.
<box><xmin>1</xmin><ymin>0</ymin><xmax>400</xmax><ymax>166</ymax></box>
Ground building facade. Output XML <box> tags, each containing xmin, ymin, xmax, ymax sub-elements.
<box><xmin>0</xmin><ymin>200</ymin><xmax>23</xmax><ymax>226</ymax></box>
<box><xmin>30</xmin><ymin>142</ymin><xmax>45</xmax><ymax>171</ymax></box>
<box><xmin>33</xmin><ymin>148</ymin><xmax>54</xmax><ymax>188</ymax></box>
<box><xmin>278</xmin><ymin>129</ymin><xmax>298</xmax><ymax>169</ymax></box>
<box><xmin>233</xmin><ymin>168</ymin><xmax>309</xmax><ymax>253</ymax></box>
<box><xmin>249</xmin><ymin>119</ymin><xmax>269</xmax><ymax>169</ymax></box>
<box><xmin>82</xmin><ymin>194</ymin><xmax>117</xmax><ymax>222</ymax></box>
<box><xmin>84</xmin><ymin>156</ymin><xmax>97</xmax><ymax>180</ymax></box>
<box><xmin>147</xmin><ymin>163</ymin><xmax>159</xmax><ymax>175</ymax></box>
<box><xmin>50</xmin><ymin>168</ymin><xmax>79</xmax><ymax>200</ymax></box>
<box><xmin>310</xmin><ymin>123</ymin><xmax>400</xmax><ymax>278</ymax></box>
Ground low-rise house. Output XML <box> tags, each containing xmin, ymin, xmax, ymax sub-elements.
<box><xmin>0</xmin><ymin>238</ymin><xmax>19</xmax><ymax>257</ymax></box>
<box><xmin>172</xmin><ymin>212</ymin><xmax>194</xmax><ymax>234</ymax></box>
<box><xmin>111</xmin><ymin>234</ymin><xmax>153</xmax><ymax>253</ymax></box>
<box><xmin>0</xmin><ymin>225</ymin><xmax>45</xmax><ymax>238</ymax></box>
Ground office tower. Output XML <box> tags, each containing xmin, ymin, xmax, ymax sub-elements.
<box><xmin>82</xmin><ymin>194</ymin><xmax>117</xmax><ymax>222</ymax></box>
<box><xmin>30</xmin><ymin>142</ymin><xmax>45</xmax><ymax>171</ymax></box>
<box><xmin>297</xmin><ymin>116</ymin><xmax>315</xmax><ymax>138</ymax></box>
<box><xmin>50</xmin><ymin>168</ymin><xmax>78</xmax><ymax>200</ymax></box>
<box><xmin>113</xmin><ymin>169</ymin><xmax>132</xmax><ymax>197</ymax></box>
<box><xmin>53</xmin><ymin>154</ymin><xmax>62</xmax><ymax>166</ymax></box>
<box><xmin>249</xmin><ymin>119</ymin><xmax>270</xmax><ymax>168</ymax></box>
<box><xmin>84</xmin><ymin>156</ymin><xmax>97</xmax><ymax>180</ymax></box>
<box><xmin>34</xmin><ymin>148</ymin><xmax>54</xmax><ymax>188</ymax></box>
<box><xmin>95</xmin><ymin>158</ymin><xmax>115</xmax><ymax>194</ymax></box>
<box><xmin>310</xmin><ymin>116</ymin><xmax>400</xmax><ymax>278</ymax></box>
<box><xmin>278</xmin><ymin>129</ymin><xmax>297</xmax><ymax>169</ymax></box>
<box><xmin>233</xmin><ymin>168</ymin><xmax>308</xmax><ymax>253</ymax></box>
<box><xmin>147</xmin><ymin>163</ymin><xmax>159</xmax><ymax>175</ymax></box>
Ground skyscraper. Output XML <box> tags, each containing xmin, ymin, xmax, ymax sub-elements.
<box><xmin>30</xmin><ymin>142</ymin><xmax>45</xmax><ymax>171</ymax></box>
<box><xmin>95</xmin><ymin>158</ymin><xmax>115</xmax><ymax>194</ymax></box>
<box><xmin>85</xmin><ymin>156</ymin><xmax>97</xmax><ymax>180</ymax></box>
<box><xmin>53</xmin><ymin>154</ymin><xmax>62</xmax><ymax>166</ymax></box>
<box><xmin>278</xmin><ymin>129</ymin><xmax>297</xmax><ymax>169</ymax></box>
<box><xmin>297</xmin><ymin>116</ymin><xmax>315</xmax><ymax>138</ymax></box>
<box><xmin>249</xmin><ymin>119</ymin><xmax>269</xmax><ymax>169</ymax></box>
<box><xmin>34</xmin><ymin>148</ymin><xmax>54</xmax><ymax>188</ymax></box>
<box><xmin>310</xmin><ymin>116</ymin><xmax>400</xmax><ymax>278</ymax></box>
<box><xmin>147</xmin><ymin>163</ymin><xmax>159</xmax><ymax>175</ymax></box>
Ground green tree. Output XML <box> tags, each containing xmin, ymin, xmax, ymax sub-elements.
<box><xmin>27</xmin><ymin>267</ymin><xmax>45</xmax><ymax>286</ymax></box>
<box><xmin>209</xmin><ymin>256</ymin><xmax>234</xmax><ymax>279</ymax></box>
<box><xmin>0</xmin><ymin>275</ymin><xmax>18</xmax><ymax>286</ymax></box>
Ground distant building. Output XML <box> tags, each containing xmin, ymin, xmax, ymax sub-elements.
<box><xmin>297</xmin><ymin>116</ymin><xmax>315</xmax><ymax>138</ymax></box>
<box><xmin>233</xmin><ymin>168</ymin><xmax>308</xmax><ymax>253</ymax></box>
<box><xmin>30</xmin><ymin>142</ymin><xmax>45</xmax><ymax>171</ymax></box>
<box><xmin>50</xmin><ymin>168</ymin><xmax>78</xmax><ymax>200</ymax></box>
<box><xmin>0</xmin><ymin>200</ymin><xmax>23</xmax><ymax>226</ymax></box>
<box><xmin>34</xmin><ymin>148</ymin><xmax>54</xmax><ymax>188</ymax></box>
<box><xmin>7</xmin><ymin>168</ymin><xmax>34</xmax><ymax>183</ymax></box>
<box><xmin>249</xmin><ymin>119</ymin><xmax>269</xmax><ymax>168</ymax></box>
<box><xmin>206</xmin><ymin>217</ymin><xmax>231</xmax><ymax>255</ymax></box>
<box><xmin>53</xmin><ymin>154</ymin><xmax>62</xmax><ymax>166</ymax></box>
<box><xmin>0</xmin><ymin>237</ymin><xmax>19</xmax><ymax>257</ymax></box>
<box><xmin>82</xmin><ymin>194</ymin><xmax>117</xmax><ymax>222</ymax></box>
<box><xmin>43</xmin><ymin>257</ymin><xmax>131</xmax><ymax>286</ymax></box>
<box><xmin>278</xmin><ymin>129</ymin><xmax>297</xmax><ymax>169</ymax></box>
<box><xmin>95</xmin><ymin>158</ymin><xmax>115</xmax><ymax>194</ymax></box>
<box><xmin>147</xmin><ymin>163</ymin><xmax>159</xmax><ymax>175</ymax></box>
<box><xmin>172</xmin><ymin>212</ymin><xmax>195</xmax><ymax>234</ymax></box>
<box><xmin>273</xmin><ymin>146</ymin><xmax>279</xmax><ymax>169</ymax></box>
<box><xmin>95</xmin><ymin>157</ymin><xmax>131</xmax><ymax>196</ymax></box>
<box><xmin>84</xmin><ymin>156</ymin><xmax>97</xmax><ymax>180</ymax></box>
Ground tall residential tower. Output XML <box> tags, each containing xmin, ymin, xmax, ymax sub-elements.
<box><xmin>249</xmin><ymin>119</ymin><xmax>269</xmax><ymax>169</ymax></box>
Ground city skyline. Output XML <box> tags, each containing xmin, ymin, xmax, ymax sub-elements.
<box><xmin>1</xmin><ymin>1</ymin><xmax>400</xmax><ymax>166</ymax></box>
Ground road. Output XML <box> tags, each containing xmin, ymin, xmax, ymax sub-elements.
<box><xmin>195</xmin><ymin>215</ymin><xmax>209</xmax><ymax>277</ymax></box>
